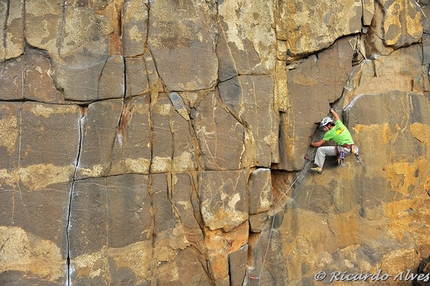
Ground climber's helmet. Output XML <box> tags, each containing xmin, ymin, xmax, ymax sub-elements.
<box><xmin>320</xmin><ymin>117</ymin><xmax>333</xmax><ymax>128</ymax></box>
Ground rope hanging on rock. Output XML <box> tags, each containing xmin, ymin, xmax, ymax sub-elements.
<box><xmin>251</xmin><ymin>158</ymin><xmax>313</xmax><ymax>285</ymax></box>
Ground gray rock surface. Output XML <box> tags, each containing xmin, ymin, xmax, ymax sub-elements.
<box><xmin>0</xmin><ymin>0</ymin><xmax>429</xmax><ymax>285</ymax></box>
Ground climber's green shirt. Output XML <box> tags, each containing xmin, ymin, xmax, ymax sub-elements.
<box><xmin>323</xmin><ymin>120</ymin><xmax>354</xmax><ymax>145</ymax></box>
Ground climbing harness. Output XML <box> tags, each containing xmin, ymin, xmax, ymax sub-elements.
<box><xmin>335</xmin><ymin>144</ymin><xmax>363</xmax><ymax>166</ymax></box>
<box><xmin>251</xmin><ymin>157</ymin><xmax>313</xmax><ymax>285</ymax></box>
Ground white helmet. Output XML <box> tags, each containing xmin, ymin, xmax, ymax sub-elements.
<box><xmin>320</xmin><ymin>117</ymin><xmax>333</xmax><ymax>127</ymax></box>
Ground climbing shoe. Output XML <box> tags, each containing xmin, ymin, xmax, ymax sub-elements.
<box><xmin>310</xmin><ymin>167</ymin><xmax>323</xmax><ymax>174</ymax></box>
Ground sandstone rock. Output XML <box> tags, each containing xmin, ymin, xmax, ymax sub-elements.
<box><xmin>205</xmin><ymin>235</ymin><xmax>229</xmax><ymax>283</ymax></box>
<box><xmin>110</xmin><ymin>95</ymin><xmax>151</xmax><ymax>175</ymax></box>
<box><xmin>279</xmin><ymin>0</ymin><xmax>362</xmax><ymax>57</ymax></box>
<box><xmin>125</xmin><ymin>57</ymin><xmax>149</xmax><ymax>97</ymax></box>
<box><xmin>194</xmin><ymin>91</ymin><xmax>245</xmax><ymax>170</ymax></box>
<box><xmin>216</xmin><ymin>28</ymin><xmax>238</xmax><ymax>82</ymax></box>
<box><xmin>1</xmin><ymin>0</ymin><xmax>430</xmax><ymax>285</ymax></box>
<box><xmin>422</xmin><ymin>4</ymin><xmax>430</xmax><ymax>41</ymax></box>
<box><xmin>423</xmin><ymin>34</ymin><xmax>430</xmax><ymax>65</ymax></box>
<box><xmin>168</xmin><ymin>93</ymin><xmax>197</xmax><ymax>171</ymax></box>
<box><xmin>24</xmin><ymin>49</ymin><xmax>64</xmax><ymax>103</ymax></box>
<box><xmin>65</xmin><ymin>0</ymin><xmax>111</xmax><ymax>10</ymax></box>
<box><xmin>363</xmin><ymin>0</ymin><xmax>375</xmax><ymax>26</ymax></box>
<box><xmin>362</xmin><ymin>3</ymin><xmax>395</xmax><ymax>57</ymax></box>
<box><xmin>257</xmin><ymin>91</ymin><xmax>430</xmax><ymax>284</ymax></box>
<box><xmin>0</xmin><ymin>48</ymin><xmax>64</xmax><ymax>103</ymax></box>
<box><xmin>25</xmin><ymin>0</ymin><xmax>62</xmax><ymax>56</ymax></box>
<box><xmin>246</xmin><ymin>228</ymin><xmax>276</xmax><ymax>285</ymax></box>
<box><xmin>274</xmin><ymin>58</ymin><xmax>289</xmax><ymax>112</ymax></box>
<box><xmin>19</xmin><ymin>103</ymin><xmax>80</xmax><ymax>187</ymax></box>
<box><xmin>26</xmin><ymin>3</ymin><xmax>115</xmax><ymax>102</ymax></box>
<box><xmin>25</xmin><ymin>3</ymin><xmax>112</xmax><ymax>60</ymax></box>
<box><xmin>107</xmin><ymin>175</ymin><xmax>153</xmax><ymax>248</ymax></box>
<box><xmin>0</xmin><ymin>0</ymin><xmax>24</xmax><ymax>61</ymax></box>
<box><xmin>98</xmin><ymin>55</ymin><xmax>125</xmax><ymax>100</ymax></box>
<box><xmin>379</xmin><ymin>249</ymin><xmax>421</xmax><ymax>283</ymax></box>
<box><xmin>279</xmin><ymin>37</ymin><xmax>354</xmax><ymax>170</ymax></box>
<box><xmin>0</xmin><ymin>101</ymin><xmax>80</xmax><ymax>190</ymax></box>
<box><xmin>0</xmin><ymin>103</ymin><xmax>81</xmax><ymax>284</ymax></box>
<box><xmin>143</xmin><ymin>48</ymin><xmax>164</xmax><ymax>92</ymax></box>
<box><xmin>414</xmin><ymin>255</ymin><xmax>430</xmax><ymax>286</ymax></box>
<box><xmin>52</xmin><ymin>54</ymin><xmax>106</xmax><ymax>101</ymax></box>
<box><xmin>153</xmin><ymin>247</ymin><xmax>212</xmax><ymax>285</ymax></box>
<box><xmin>171</xmin><ymin>108</ymin><xmax>196</xmax><ymax>172</ymax></box>
<box><xmin>142</xmin><ymin>93</ymin><xmax>197</xmax><ymax>173</ymax></box>
<box><xmin>343</xmin><ymin>44</ymin><xmax>424</xmax><ymax>107</ymax></box>
<box><xmin>0</xmin><ymin>103</ymin><xmax>20</xmax><ymax>169</ymax></box>
<box><xmin>218</xmin><ymin>0</ymin><xmax>276</xmax><ymax>74</ymax></box>
<box><xmin>97</xmin><ymin>2</ymin><xmax>123</xmax><ymax>55</ymax></box>
<box><xmin>69</xmin><ymin>173</ymin><xmax>211</xmax><ymax>285</ymax></box>
<box><xmin>59</xmin><ymin>6</ymin><xmax>113</xmax><ymax>58</ymax></box>
<box><xmin>77</xmin><ymin>99</ymin><xmax>123</xmax><ymax>178</ymax></box>
<box><xmin>219</xmin><ymin>75</ymin><xmax>279</xmax><ymax>167</ymax></box>
<box><xmin>151</xmin><ymin>95</ymin><xmax>173</xmax><ymax>173</ymax></box>
<box><xmin>147</xmin><ymin>0</ymin><xmax>218</xmax><ymax>91</ymax></box>
<box><xmin>69</xmin><ymin>175</ymin><xmax>153</xmax><ymax>284</ymax></box>
<box><xmin>198</xmin><ymin>170</ymin><xmax>248</xmax><ymax>232</ymax></box>
<box><xmin>229</xmin><ymin>244</ymin><xmax>248</xmax><ymax>286</ymax></box>
<box><xmin>171</xmin><ymin>173</ymin><xmax>204</xmax><ymax>252</ymax></box>
<box><xmin>249</xmin><ymin>168</ymin><xmax>272</xmax><ymax>214</ymax></box>
<box><xmin>0</xmin><ymin>226</ymin><xmax>66</xmax><ymax>284</ymax></box>
<box><xmin>151</xmin><ymin>173</ymin><xmax>212</xmax><ymax>284</ymax></box>
<box><xmin>54</xmin><ymin>55</ymin><xmax>124</xmax><ymax>101</ymax></box>
<box><xmin>122</xmin><ymin>0</ymin><xmax>148</xmax><ymax>57</ymax></box>
<box><xmin>249</xmin><ymin>212</ymin><xmax>269</xmax><ymax>233</ymax></box>
<box><xmin>0</xmin><ymin>59</ymin><xmax>24</xmax><ymax>101</ymax></box>
<box><xmin>151</xmin><ymin>173</ymin><xmax>177</xmax><ymax>234</ymax></box>
<box><xmin>204</xmin><ymin>222</ymin><xmax>249</xmax><ymax>284</ymax></box>
<box><xmin>380</xmin><ymin>0</ymin><xmax>423</xmax><ymax>48</ymax></box>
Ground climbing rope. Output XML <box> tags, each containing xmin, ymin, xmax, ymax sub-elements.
<box><xmin>251</xmin><ymin>158</ymin><xmax>313</xmax><ymax>285</ymax></box>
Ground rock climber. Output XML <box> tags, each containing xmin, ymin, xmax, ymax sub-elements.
<box><xmin>309</xmin><ymin>108</ymin><xmax>358</xmax><ymax>174</ymax></box>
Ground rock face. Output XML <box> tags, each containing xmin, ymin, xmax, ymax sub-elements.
<box><xmin>0</xmin><ymin>0</ymin><xmax>429</xmax><ymax>285</ymax></box>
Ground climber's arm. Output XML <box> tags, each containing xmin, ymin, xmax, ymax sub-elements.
<box><xmin>330</xmin><ymin>108</ymin><xmax>340</xmax><ymax>122</ymax></box>
<box><xmin>311</xmin><ymin>139</ymin><xmax>326</xmax><ymax>147</ymax></box>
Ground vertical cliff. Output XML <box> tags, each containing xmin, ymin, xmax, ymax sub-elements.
<box><xmin>0</xmin><ymin>0</ymin><xmax>429</xmax><ymax>285</ymax></box>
